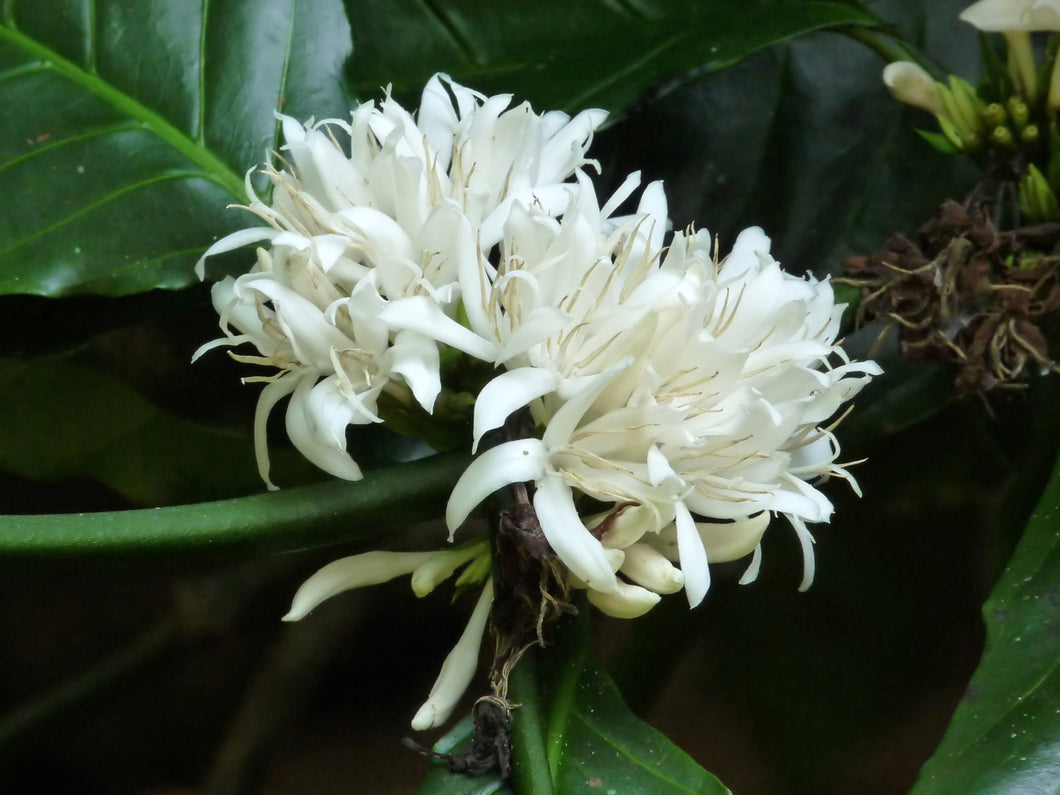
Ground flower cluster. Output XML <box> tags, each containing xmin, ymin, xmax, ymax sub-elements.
<box><xmin>197</xmin><ymin>74</ymin><xmax>878</xmax><ymax>728</ymax></box>
<box><xmin>195</xmin><ymin>74</ymin><xmax>605</xmax><ymax>487</ymax></box>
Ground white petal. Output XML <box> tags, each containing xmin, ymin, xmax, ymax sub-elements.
<box><xmin>788</xmin><ymin>514</ymin><xmax>817</xmax><ymax>592</ymax></box>
<box><xmin>252</xmin><ymin>372</ymin><xmax>302</xmax><ymax>491</ymax></box>
<box><xmin>196</xmin><ymin>227</ymin><xmax>278</xmax><ymax>279</ymax></box>
<box><xmin>445</xmin><ymin>439</ymin><xmax>549</xmax><ymax>536</ymax></box>
<box><xmin>739</xmin><ymin>545</ymin><xmax>763</xmax><ymax>585</ymax></box>
<box><xmin>473</xmin><ymin>367</ymin><xmax>560</xmax><ymax>451</ymax></box>
<box><xmin>283</xmin><ymin>551</ymin><xmax>435</xmax><ymax>621</ymax></box>
<box><xmin>533</xmin><ymin>475</ymin><xmax>618</xmax><ymax>593</ymax></box>
<box><xmin>675</xmin><ymin>501</ymin><xmax>710</xmax><ymax>608</ymax></box>
<box><xmin>285</xmin><ymin>377</ymin><xmax>364</xmax><ymax>481</ymax></box>
<box><xmin>387</xmin><ymin>330</ymin><xmax>442</xmax><ymax>413</ymax></box>
<box><xmin>411</xmin><ymin>578</ymin><xmax>495</xmax><ymax>730</ymax></box>
<box><xmin>378</xmin><ymin>296</ymin><xmax>496</xmax><ymax>361</ymax></box>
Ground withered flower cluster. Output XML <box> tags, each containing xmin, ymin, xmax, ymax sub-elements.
<box><xmin>843</xmin><ymin>200</ymin><xmax>1060</xmax><ymax>393</ymax></box>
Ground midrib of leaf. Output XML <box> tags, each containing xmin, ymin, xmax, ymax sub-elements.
<box><xmin>0</xmin><ymin>22</ymin><xmax>245</xmax><ymax>200</ymax></box>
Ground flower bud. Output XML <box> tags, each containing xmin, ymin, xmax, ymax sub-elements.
<box><xmin>619</xmin><ymin>543</ymin><xmax>685</xmax><ymax>594</ymax></box>
<box><xmin>882</xmin><ymin>62</ymin><xmax>946</xmax><ymax>116</ymax></box>
<box><xmin>587</xmin><ymin>580</ymin><xmax>662</xmax><ymax>619</ymax></box>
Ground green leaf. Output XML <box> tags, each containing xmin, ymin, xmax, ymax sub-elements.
<box><xmin>509</xmin><ymin>614</ymin><xmax>731</xmax><ymax>795</ymax></box>
<box><xmin>0</xmin><ymin>449</ymin><xmax>470</xmax><ymax>560</ymax></box>
<box><xmin>0</xmin><ymin>0</ymin><xmax>354</xmax><ymax>297</ymax></box>
<box><xmin>0</xmin><ymin>354</ymin><xmax>325</xmax><ymax>505</ymax></box>
<box><xmin>343</xmin><ymin>0</ymin><xmax>882</xmax><ymax>116</ymax></box>
<box><xmin>911</xmin><ymin>446</ymin><xmax>1060</xmax><ymax>794</ymax></box>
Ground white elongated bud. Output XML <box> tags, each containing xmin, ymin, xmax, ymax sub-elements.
<box><xmin>587</xmin><ymin>580</ymin><xmax>662</xmax><ymax>619</ymax></box>
<box><xmin>619</xmin><ymin>543</ymin><xmax>685</xmax><ymax>594</ymax></box>
<box><xmin>411</xmin><ymin>579</ymin><xmax>495</xmax><ymax>730</ymax></box>
<box><xmin>883</xmin><ymin>62</ymin><xmax>945</xmax><ymax>116</ymax></box>
<box><xmin>283</xmin><ymin>551</ymin><xmax>435</xmax><ymax>621</ymax></box>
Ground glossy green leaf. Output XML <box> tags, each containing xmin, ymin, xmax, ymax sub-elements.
<box><xmin>911</xmin><ymin>446</ymin><xmax>1060</xmax><ymax>794</ymax></box>
<box><xmin>0</xmin><ymin>449</ymin><xmax>470</xmax><ymax>560</ymax></box>
<box><xmin>509</xmin><ymin>614</ymin><xmax>731</xmax><ymax>795</ymax></box>
<box><xmin>344</xmin><ymin>0</ymin><xmax>881</xmax><ymax>116</ymax></box>
<box><xmin>0</xmin><ymin>355</ymin><xmax>325</xmax><ymax>505</ymax></box>
<box><xmin>0</xmin><ymin>0</ymin><xmax>354</xmax><ymax>297</ymax></box>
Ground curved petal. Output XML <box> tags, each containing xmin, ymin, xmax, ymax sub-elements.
<box><xmin>253</xmin><ymin>372</ymin><xmax>302</xmax><ymax>490</ymax></box>
<box><xmin>196</xmin><ymin>227</ymin><xmax>278</xmax><ymax>279</ymax></box>
<box><xmin>445</xmin><ymin>439</ymin><xmax>549</xmax><ymax>536</ymax></box>
<box><xmin>788</xmin><ymin>514</ymin><xmax>817</xmax><ymax>592</ymax></box>
<box><xmin>473</xmin><ymin>367</ymin><xmax>560</xmax><ymax>451</ymax></box>
<box><xmin>285</xmin><ymin>377</ymin><xmax>364</xmax><ymax>482</ymax></box>
<box><xmin>411</xmin><ymin>578</ymin><xmax>495</xmax><ymax>730</ymax></box>
<box><xmin>378</xmin><ymin>295</ymin><xmax>496</xmax><ymax>361</ymax></box>
<box><xmin>675</xmin><ymin>501</ymin><xmax>710</xmax><ymax>608</ymax></box>
<box><xmin>283</xmin><ymin>551</ymin><xmax>435</xmax><ymax>621</ymax></box>
<box><xmin>387</xmin><ymin>330</ymin><xmax>443</xmax><ymax>413</ymax></box>
<box><xmin>534</xmin><ymin>474</ymin><xmax>618</xmax><ymax>593</ymax></box>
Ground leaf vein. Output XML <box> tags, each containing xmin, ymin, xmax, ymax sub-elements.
<box><xmin>0</xmin><ymin>120</ymin><xmax>141</xmax><ymax>175</ymax></box>
<box><xmin>0</xmin><ymin>171</ymin><xmax>215</xmax><ymax>258</ymax></box>
<box><xmin>0</xmin><ymin>22</ymin><xmax>244</xmax><ymax>199</ymax></box>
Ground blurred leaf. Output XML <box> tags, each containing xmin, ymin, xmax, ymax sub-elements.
<box><xmin>508</xmin><ymin>613</ymin><xmax>730</xmax><ymax>795</ymax></box>
<box><xmin>344</xmin><ymin>0</ymin><xmax>881</xmax><ymax>115</ymax></box>
<box><xmin>591</xmin><ymin>0</ymin><xmax>981</xmax><ymax>273</ymax></box>
<box><xmin>0</xmin><ymin>0</ymin><xmax>354</xmax><ymax>297</ymax></box>
<box><xmin>911</xmin><ymin>447</ymin><xmax>1060</xmax><ymax>794</ymax></box>
<box><xmin>0</xmin><ymin>355</ymin><xmax>324</xmax><ymax>505</ymax></box>
<box><xmin>0</xmin><ymin>449</ymin><xmax>470</xmax><ymax>560</ymax></box>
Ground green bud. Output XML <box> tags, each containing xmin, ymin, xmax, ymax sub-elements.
<box><xmin>982</xmin><ymin>102</ymin><xmax>1007</xmax><ymax>128</ymax></box>
<box><xmin>1021</xmin><ymin>124</ymin><xmax>1040</xmax><ymax>144</ymax></box>
<box><xmin>1007</xmin><ymin>96</ymin><xmax>1030</xmax><ymax>130</ymax></box>
<box><xmin>991</xmin><ymin>125</ymin><xmax>1014</xmax><ymax>148</ymax></box>
<box><xmin>1019</xmin><ymin>164</ymin><xmax>1060</xmax><ymax>223</ymax></box>
<box><xmin>936</xmin><ymin>112</ymin><xmax>966</xmax><ymax>150</ymax></box>
<box><xmin>947</xmin><ymin>76</ymin><xmax>986</xmax><ymax>135</ymax></box>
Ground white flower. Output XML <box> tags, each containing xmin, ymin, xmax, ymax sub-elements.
<box><xmin>447</xmin><ymin>193</ymin><xmax>880</xmax><ymax>610</ymax></box>
<box><xmin>196</xmin><ymin>74</ymin><xmax>608</xmax><ymax>486</ymax></box>
<box><xmin>960</xmin><ymin>0</ymin><xmax>1060</xmax><ymax>30</ymax></box>
<box><xmin>283</xmin><ymin>539</ymin><xmax>492</xmax><ymax>730</ymax></box>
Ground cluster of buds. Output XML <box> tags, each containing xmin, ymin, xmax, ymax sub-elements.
<box><xmin>884</xmin><ymin>1</ymin><xmax>1060</xmax><ymax>220</ymax></box>
<box><xmin>843</xmin><ymin>200</ymin><xmax>1060</xmax><ymax>393</ymax></box>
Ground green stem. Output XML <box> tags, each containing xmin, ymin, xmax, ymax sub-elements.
<box><xmin>0</xmin><ymin>451</ymin><xmax>472</xmax><ymax>560</ymax></box>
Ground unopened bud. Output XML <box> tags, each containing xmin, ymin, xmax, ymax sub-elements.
<box><xmin>882</xmin><ymin>61</ymin><xmax>945</xmax><ymax>116</ymax></box>
<box><xmin>991</xmin><ymin>125</ymin><xmax>1016</xmax><ymax>147</ymax></box>
<box><xmin>981</xmin><ymin>102</ymin><xmax>1007</xmax><ymax>128</ymax></box>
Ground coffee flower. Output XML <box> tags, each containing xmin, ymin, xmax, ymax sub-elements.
<box><xmin>447</xmin><ymin>190</ymin><xmax>880</xmax><ymax>611</ymax></box>
<box><xmin>195</xmin><ymin>74</ymin><xmax>606</xmax><ymax>487</ymax></box>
